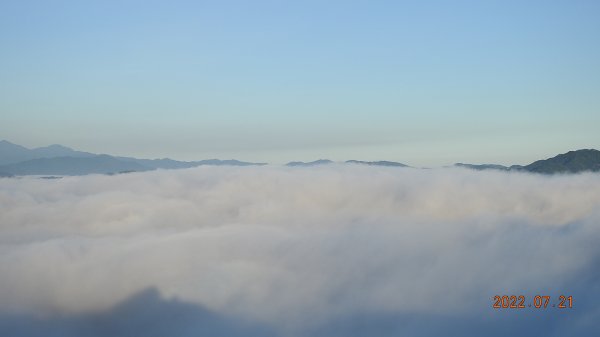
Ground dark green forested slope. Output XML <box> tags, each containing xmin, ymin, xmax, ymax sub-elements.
<box><xmin>523</xmin><ymin>149</ymin><xmax>600</xmax><ymax>174</ymax></box>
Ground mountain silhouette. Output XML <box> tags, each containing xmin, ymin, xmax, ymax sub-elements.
<box><xmin>522</xmin><ymin>149</ymin><xmax>600</xmax><ymax>173</ymax></box>
<box><xmin>2</xmin><ymin>140</ymin><xmax>599</xmax><ymax>176</ymax></box>
<box><xmin>0</xmin><ymin>140</ymin><xmax>94</xmax><ymax>165</ymax></box>
<box><xmin>286</xmin><ymin>159</ymin><xmax>334</xmax><ymax>167</ymax></box>
<box><xmin>455</xmin><ymin>149</ymin><xmax>600</xmax><ymax>174</ymax></box>
<box><xmin>0</xmin><ymin>140</ymin><xmax>265</xmax><ymax>176</ymax></box>
<box><xmin>345</xmin><ymin>160</ymin><xmax>408</xmax><ymax>167</ymax></box>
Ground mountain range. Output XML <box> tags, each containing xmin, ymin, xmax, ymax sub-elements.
<box><xmin>286</xmin><ymin>159</ymin><xmax>408</xmax><ymax>167</ymax></box>
<box><xmin>0</xmin><ymin>140</ymin><xmax>95</xmax><ymax>166</ymax></box>
<box><xmin>0</xmin><ymin>140</ymin><xmax>265</xmax><ymax>176</ymax></box>
<box><xmin>453</xmin><ymin>149</ymin><xmax>600</xmax><ymax>174</ymax></box>
<box><xmin>1</xmin><ymin>140</ymin><xmax>599</xmax><ymax>176</ymax></box>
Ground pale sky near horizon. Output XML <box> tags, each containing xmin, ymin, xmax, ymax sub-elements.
<box><xmin>1</xmin><ymin>0</ymin><xmax>599</xmax><ymax>166</ymax></box>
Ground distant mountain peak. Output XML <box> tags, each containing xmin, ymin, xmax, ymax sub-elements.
<box><xmin>39</xmin><ymin>144</ymin><xmax>74</xmax><ymax>151</ymax></box>
<box><xmin>0</xmin><ymin>139</ymin><xmax>28</xmax><ymax>148</ymax></box>
<box><xmin>455</xmin><ymin>149</ymin><xmax>600</xmax><ymax>174</ymax></box>
<box><xmin>454</xmin><ymin>163</ymin><xmax>508</xmax><ymax>171</ymax></box>
<box><xmin>524</xmin><ymin>149</ymin><xmax>600</xmax><ymax>173</ymax></box>
<box><xmin>346</xmin><ymin>160</ymin><xmax>408</xmax><ymax>167</ymax></box>
<box><xmin>286</xmin><ymin>159</ymin><xmax>334</xmax><ymax>167</ymax></box>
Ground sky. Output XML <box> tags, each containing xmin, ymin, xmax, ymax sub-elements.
<box><xmin>1</xmin><ymin>0</ymin><xmax>599</xmax><ymax>166</ymax></box>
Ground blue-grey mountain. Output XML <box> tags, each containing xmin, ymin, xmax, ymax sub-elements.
<box><xmin>2</xmin><ymin>141</ymin><xmax>599</xmax><ymax>176</ymax></box>
<box><xmin>0</xmin><ymin>155</ymin><xmax>150</xmax><ymax>176</ymax></box>
<box><xmin>286</xmin><ymin>159</ymin><xmax>334</xmax><ymax>167</ymax></box>
<box><xmin>345</xmin><ymin>160</ymin><xmax>408</xmax><ymax>167</ymax></box>
<box><xmin>455</xmin><ymin>149</ymin><xmax>600</xmax><ymax>174</ymax></box>
<box><xmin>454</xmin><ymin>163</ymin><xmax>509</xmax><ymax>171</ymax></box>
<box><xmin>0</xmin><ymin>140</ymin><xmax>94</xmax><ymax>166</ymax></box>
<box><xmin>0</xmin><ymin>140</ymin><xmax>265</xmax><ymax>176</ymax></box>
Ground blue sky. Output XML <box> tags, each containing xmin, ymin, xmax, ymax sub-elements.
<box><xmin>1</xmin><ymin>0</ymin><xmax>599</xmax><ymax>166</ymax></box>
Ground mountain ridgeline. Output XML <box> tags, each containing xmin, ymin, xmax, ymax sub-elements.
<box><xmin>521</xmin><ymin>149</ymin><xmax>600</xmax><ymax>173</ymax></box>
<box><xmin>285</xmin><ymin>160</ymin><xmax>408</xmax><ymax>167</ymax></box>
<box><xmin>454</xmin><ymin>149</ymin><xmax>600</xmax><ymax>174</ymax></box>
<box><xmin>0</xmin><ymin>140</ymin><xmax>265</xmax><ymax>176</ymax></box>
<box><xmin>0</xmin><ymin>140</ymin><xmax>599</xmax><ymax>176</ymax></box>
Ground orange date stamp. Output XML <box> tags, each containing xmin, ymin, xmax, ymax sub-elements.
<box><xmin>492</xmin><ymin>295</ymin><xmax>573</xmax><ymax>309</ymax></box>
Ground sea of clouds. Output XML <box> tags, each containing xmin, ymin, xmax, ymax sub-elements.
<box><xmin>1</xmin><ymin>165</ymin><xmax>599</xmax><ymax>336</ymax></box>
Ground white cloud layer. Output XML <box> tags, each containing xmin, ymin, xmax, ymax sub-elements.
<box><xmin>1</xmin><ymin>166</ymin><xmax>599</xmax><ymax>335</ymax></box>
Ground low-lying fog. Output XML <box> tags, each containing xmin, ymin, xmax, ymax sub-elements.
<box><xmin>1</xmin><ymin>165</ymin><xmax>599</xmax><ymax>336</ymax></box>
